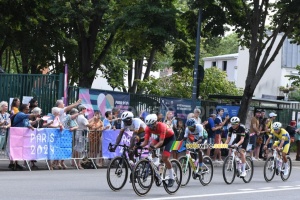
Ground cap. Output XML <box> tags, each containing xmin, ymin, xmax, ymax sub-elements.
<box><xmin>77</xmin><ymin>105</ymin><xmax>86</xmax><ymax>112</ymax></box>
<box><xmin>269</xmin><ymin>112</ymin><xmax>277</xmax><ymax>117</ymax></box>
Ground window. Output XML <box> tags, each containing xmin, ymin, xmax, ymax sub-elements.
<box><xmin>212</xmin><ymin>61</ymin><xmax>216</xmax><ymax>67</ymax></box>
<box><xmin>222</xmin><ymin>61</ymin><xmax>227</xmax><ymax>71</ymax></box>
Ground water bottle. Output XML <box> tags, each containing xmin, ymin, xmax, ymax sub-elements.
<box><xmin>158</xmin><ymin>164</ymin><xmax>164</xmax><ymax>175</ymax></box>
<box><xmin>129</xmin><ymin>160</ymin><xmax>135</xmax><ymax>168</ymax></box>
<box><xmin>236</xmin><ymin>157</ymin><xmax>242</xmax><ymax>172</ymax></box>
<box><xmin>194</xmin><ymin>159</ymin><xmax>199</xmax><ymax>167</ymax></box>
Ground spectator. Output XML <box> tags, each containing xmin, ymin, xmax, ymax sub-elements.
<box><xmin>212</xmin><ymin>108</ymin><xmax>229</xmax><ymax>162</ymax></box>
<box><xmin>249</xmin><ymin>109</ymin><xmax>261</xmax><ymax>161</ymax></box>
<box><xmin>187</xmin><ymin>113</ymin><xmax>194</xmax><ymax>120</ymax></box>
<box><xmin>29</xmin><ymin>98</ymin><xmax>38</xmax><ymax>113</ymax></box>
<box><xmin>286</xmin><ymin>120</ymin><xmax>296</xmax><ymax>154</ymax></box>
<box><xmin>172</xmin><ymin>119</ymin><xmax>185</xmax><ymax>159</ymax></box>
<box><xmin>164</xmin><ymin>111</ymin><xmax>176</xmax><ymax>129</ymax></box>
<box><xmin>88</xmin><ymin>111</ymin><xmax>104</xmax><ymax>167</ymax></box>
<box><xmin>10</xmin><ymin>98</ymin><xmax>20</xmax><ymax>115</ymax></box>
<box><xmin>48</xmin><ymin>107</ymin><xmax>64</xmax><ymax>170</ymax></box>
<box><xmin>193</xmin><ymin>108</ymin><xmax>202</xmax><ymax>124</ymax></box>
<box><xmin>112</xmin><ymin>108</ymin><xmax>121</xmax><ymax>129</ymax></box>
<box><xmin>156</xmin><ymin>112</ymin><xmax>164</xmax><ymax>122</ymax></box>
<box><xmin>259</xmin><ymin>117</ymin><xmax>269</xmax><ymax>160</ymax></box>
<box><xmin>103</xmin><ymin>111</ymin><xmax>113</xmax><ymax>130</ymax></box>
<box><xmin>74</xmin><ymin>105</ymin><xmax>90</xmax><ymax>169</ymax></box>
<box><xmin>0</xmin><ymin>101</ymin><xmax>11</xmax><ymax>150</ymax></box>
<box><xmin>259</xmin><ymin>109</ymin><xmax>267</xmax><ymax>124</ymax></box>
<box><xmin>55</xmin><ymin>99</ymin><xmax>82</xmax><ymax>124</ymax></box>
<box><xmin>205</xmin><ymin>113</ymin><xmax>218</xmax><ymax>157</ymax></box>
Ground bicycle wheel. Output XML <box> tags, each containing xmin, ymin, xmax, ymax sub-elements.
<box><xmin>199</xmin><ymin>156</ymin><xmax>213</xmax><ymax>186</ymax></box>
<box><xmin>222</xmin><ymin>156</ymin><xmax>236</xmax><ymax>184</ymax></box>
<box><xmin>263</xmin><ymin>156</ymin><xmax>275</xmax><ymax>182</ymax></box>
<box><xmin>242</xmin><ymin>156</ymin><xmax>254</xmax><ymax>183</ymax></box>
<box><xmin>107</xmin><ymin>156</ymin><xmax>128</xmax><ymax>191</ymax></box>
<box><xmin>163</xmin><ymin>159</ymin><xmax>182</xmax><ymax>195</ymax></box>
<box><xmin>132</xmin><ymin>159</ymin><xmax>154</xmax><ymax>196</ymax></box>
<box><xmin>178</xmin><ymin>156</ymin><xmax>191</xmax><ymax>187</ymax></box>
<box><xmin>281</xmin><ymin>156</ymin><xmax>292</xmax><ymax>181</ymax></box>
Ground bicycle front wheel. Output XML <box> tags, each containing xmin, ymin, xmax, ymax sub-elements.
<box><xmin>178</xmin><ymin>156</ymin><xmax>191</xmax><ymax>187</ymax></box>
<box><xmin>222</xmin><ymin>156</ymin><xmax>236</xmax><ymax>184</ymax></box>
<box><xmin>199</xmin><ymin>156</ymin><xmax>213</xmax><ymax>186</ymax></box>
<box><xmin>132</xmin><ymin>159</ymin><xmax>154</xmax><ymax>196</ymax></box>
<box><xmin>107</xmin><ymin>156</ymin><xmax>128</xmax><ymax>191</ymax></box>
<box><xmin>163</xmin><ymin>159</ymin><xmax>182</xmax><ymax>195</ymax></box>
<box><xmin>281</xmin><ymin>156</ymin><xmax>292</xmax><ymax>181</ymax></box>
<box><xmin>263</xmin><ymin>156</ymin><xmax>275</xmax><ymax>182</ymax></box>
<box><xmin>242</xmin><ymin>156</ymin><xmax>254</xmax><ymax>183</ymax></box>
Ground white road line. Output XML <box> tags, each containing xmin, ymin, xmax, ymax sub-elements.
<box><xmin>278</xmin><ymin>186</ymin><xmax>293</xmax><ymax>188</ymax></box>
<box><xmin>260</xmin><ymin>187</ymin><xmax>274</xmax><ymax>190</ymax></box>
<box><xmin>238</xmin><ymin>189</ymin><xmax>254</xmax><ymax>191</ymax></box>
<box><xmin>137</xmin><ymin>187</ymin><xmax>300</xmax><ymax>200</ymax></box>
<box><xmin>293</xmin><ymin>167</ymin><xmax>300</xmax><ymax>170</ymax></box>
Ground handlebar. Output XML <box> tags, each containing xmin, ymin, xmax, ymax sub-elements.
<box><xmin>108</xmin><ymin>143</ymin><xmax>131</xmax><ymax>152</ymax></box>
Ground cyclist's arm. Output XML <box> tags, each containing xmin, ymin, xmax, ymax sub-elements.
<box><xmin>236</xmin><ymin>135</ymin><xmax>245</xmax><ymax>146</ymax></box>
<box><xmin>278</xmin><ymin>138</ymin><xmax>285</xmax><ymax>149</ymax></box>
<box><xmin>153</xmin><ymin>137</ymin><xmax>164</xmax><ymax>149</ymax></box>
<box><xmin>225</xmin><ymin>135</ymin><xmax>231</xmax><ymax>144</ymax></box>
<box><xmin>115</xmin><ymin>129</ymin><xmax>125</xmax><ymax>146</ymax></box>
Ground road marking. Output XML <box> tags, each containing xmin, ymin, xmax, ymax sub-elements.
<box><xmin>278</xmin><ymin>186</ymin><xmax>293</xmax><ymax>188</ymax></box>
<box><xmin>238</xmin><ymin>189</ymin><xmax>254</xmax><ymax>191</ymax></box>
<box><xmin>293</xmin><ymin>167</ymin><xmax>300</xmax><ymax>170</ymax></box>
<box><xmin>260</xmin><ymin>187</ymin><xmax>274</xmax><ymax>190</ymax></box>
<box><xmin>137</xmin><ymin>186</ymin><xmax>300</xmax><ymax>200</ymax></box>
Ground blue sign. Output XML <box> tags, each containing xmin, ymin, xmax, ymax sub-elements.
<box><xmin>216</xmin><ymin>105</ymin><xmax>240</xmax><ymax>118</ymax></box>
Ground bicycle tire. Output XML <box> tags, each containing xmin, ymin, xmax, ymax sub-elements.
<box><xmin>163</xmin><ymin>159</ymin><xmax>182</xmax><ymax>195</ymax></box>
<box><xmin>132</xmin><ymin>159</ymin><xmax>154</xmax><ymax>196</ymax></box>
<box><xmin>263</xmin><ymin>156</ymin><xmax>275</xmax><ymax>182</ymax></box>
<box><xmin>281</xmin><ymin>156</ymin><xmax>292</xmax><ymax>181</ymax></box>
<box><xmin>222</xmin><ymin>156</ymin><xmax>236</xmax><ymax>184</ymax></box>
<box><xmin>178</xmin><ymin>156</ymin><xmax>191</xmax><ymax>187</ymax></box>
<box><xmin>199</xmin><ymin>156</ymin><xmax>213</xmax><ymax>186</ymax></box>
<box><xmin>242</xmin><ymin>156</ymin><xmax>253</xmax><ymax>183</ymax></box>
<box><xmin>107</xmin><ymin>156</ymin><xmax>128</xmax><ymax>191</ymax></box>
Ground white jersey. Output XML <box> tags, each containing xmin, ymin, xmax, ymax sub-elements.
<box><xmin>184</xmin><ymin>124</ymin><xmax>204</xmax><ymax>141</ymax></box>
<box><xmin>121</xmin><ymin>118</ymin><xmax>146</xmax><ymax>132</ymax></box>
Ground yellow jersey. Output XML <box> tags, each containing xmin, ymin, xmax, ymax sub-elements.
<box><xmin>269</xmin><ymin>128</ymin><xmax>290</xmax><ymax>143</ymax></box>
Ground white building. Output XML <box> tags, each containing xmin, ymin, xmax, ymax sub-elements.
<box><xmin>203</xmin><ymin>34</ymin><xmax>300</xmax><ymax>98</ymax></box>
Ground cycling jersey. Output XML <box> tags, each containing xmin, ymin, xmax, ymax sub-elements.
<box><xmin>121</xmin><ymin>118</ymin><xmax>146</xmax><ymax>134</ymax></box>
<box><xmin>144</xmin><ymin>122</ymin><xmax>174</xmax><ymax>140</ymax></box>
<box><xmin>184</xmin><ymin>124</ymin><xmax>203</xmax><ymax>142</ymax></box>
<box><xmin>228</xmin><ymin>124</ymin><xmax>249</xmax><ymax>150</ymax></box>
<box><xmin>269</xmin><ymin>128</ymin><xmax>290</xmax><ymax>144</ymax></box>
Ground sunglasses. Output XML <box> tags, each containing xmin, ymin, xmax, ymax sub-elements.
<box><xmin>148</xmin><ymin>123</ymin><xmax>156</xmax><ymax>129</ymax></box>
<box><xmin>188</xmin><ymin>126</ymin><xmax>195</xmax><ymax>130</ymax></box>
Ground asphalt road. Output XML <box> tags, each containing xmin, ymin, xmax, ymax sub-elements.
<box><xmin>1</xmin><ymin>163</ymin><xmax>300</xmax><ymax>200</ymax></box>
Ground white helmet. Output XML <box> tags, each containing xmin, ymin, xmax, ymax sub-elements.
<box><xmin>230</xmin><ymin>117</ymin><xmax>240</xmax><ymax>124</ymax></box>
<box><xmin>121</xmin><ymin>111</ymin><xmax>134</xmax><ymax>120</ymax></box>
<box><xmin>145</xmin><ymin>114</ymin><xmax>158</xmax><ymax>125</ymax></box>
<box><xmin>272</xmin><ymin>122</ymin><xmax>282</xmax><ymax>129</ymax></box>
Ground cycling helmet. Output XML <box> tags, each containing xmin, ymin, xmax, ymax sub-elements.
<box><xmin>272</xmin><ymin>122</ymin><xmax>282</xmax><ymax>130</ymax></box>
<box><xmin>186</xmin><ymin>118</ymin><xmax>197</xmax><ymax>127</ymax></box>
<box><xmin>145</xmin><ymin>114</ymin><xmax>157</xmax><ymax>125</ymax></box>
<box><xmin>230</xmin><ymin>117</ymin><xmax>240</xmax><ymax>124</ymax></box>
<box><xmin>121</xmin><ymin>111</ymin><xmax>134</xmax><ymax>126</ymax></box>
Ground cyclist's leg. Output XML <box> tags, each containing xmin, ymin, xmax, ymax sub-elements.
<box><xmin>128</xmin><ymin>132</ymin><xmax>138</xmax><ymax>161</ymax></box>
<box><xmin>282</xmin><ymin>142</ymin><xmax>290</xmax><ymax>175</ymax></box>
<box><xmin>161</xmin><ymin>135</ymin><xmax>175</xmax><ymax>187</ymax></box>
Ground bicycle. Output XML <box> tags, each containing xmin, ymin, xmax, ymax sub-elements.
<box><xmin>263</xmin><ymin>148</ymin><xmax>292</xmax><ymax>182</ymax></box>
<box><xmin>131</xmin><ymin>149</ymin><xmax>182</xmax><ymax>196</ymax></box>
<box><xmin>178</xmin><ymin>144</ymin><xmax>213</xmax><ymax>187</ymax></box>
<box><xmin>106</xmin><ymin>143</ymin><xmax>143</xmax><ymax>191</ymax></box>
<box><xmin>222</xmin><ymin>146</ymin><xmax>254</xmax><ymax>184</ymax></box>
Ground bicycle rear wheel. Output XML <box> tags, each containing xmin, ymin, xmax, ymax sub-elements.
<box><xmin>163</xmin><ymin>159</ymin><xmax>182</xmax><ymax>195</ymax></box>
<box><xmin>263</xmin><ymin>156</ymin><xmax>275</xmax><ymax>182</ymax></box>
<box><xmin>132</xmin><ymin>159</ymin><xmax>154</xmax><ymax>196</ymax></box>
<box><xmin>199</xmin><ymin>156</ymin><xmax>213</xmax><ymax>186</ymax></box>
<box><xmin>178</xmin><ymin>156</ymin><xmax>191</xmax><ymax>187</ymax></box>
<box><xmin>222</xmin><ymin>156</ymin><xmax>236</xmax><ymax>184</ymax></box>
<box><xmin>107</xmin><ymin>156</ymin><xmax>128</xmax><ymax>191</ymax></box>
<box><xmin>242</xmin><ymin>156</ymin><xmax>253</xmax><ymax>183</ymax></box>
<box><xmin>281</xmin><ymin>156</ymin><xmax>292</xmax><ymax>181</ymax></box>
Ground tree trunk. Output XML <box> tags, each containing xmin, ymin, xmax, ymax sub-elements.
<box><xmin>238</xmin><ymin>84</ymin><xmax>255</xmax><ymax>124</ymax></box>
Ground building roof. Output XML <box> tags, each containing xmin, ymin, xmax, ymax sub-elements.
<box><xmin>203</xmin><ymin>53</ymin><xmax>239</xmax><ymax>61</ymax></box>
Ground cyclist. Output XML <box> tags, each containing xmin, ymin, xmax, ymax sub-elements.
<box><xmin>138</xmin><ymin>114</ymin><xmax>176</xmax><ymax>187</ymax></box>
<box><xmin>112</xmin><ymin>111</ymin><xmax>146</xmax><ymax>161</ymax></box>
<box><xmin>183</xmin><ymin>118</ymin><xmax>204</xmax><ymax>175</ymax></box>
<box><xmin>264</xmin><ymin>122</ymin><xmax>290</xmax><ymax>176</ymax></box>
<box><xmin>224</xmin><ymin>117</ymin><xmax>249</xmax><ymax>177</ymax></box>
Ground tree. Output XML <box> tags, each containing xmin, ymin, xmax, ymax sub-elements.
<box><xmin>138</xmin><ymin>67</ymin><xmax>242</xmax><ymax>99</ymax></box>
<box><xmin>198</xmin><ymin>0</ymin><xmax>300</xmax><ymax>123</ymax></box>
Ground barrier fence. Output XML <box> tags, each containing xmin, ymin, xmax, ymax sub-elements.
<box><xmin>0</xmin><ymin>128</ymin><xmax>137</xmax><ymax>171</ymax></box>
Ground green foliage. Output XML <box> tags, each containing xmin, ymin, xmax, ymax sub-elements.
<box><xmin>286</xmin><ymin>65</ymin><xmax>300</xmax><ymax>86</ymax></box>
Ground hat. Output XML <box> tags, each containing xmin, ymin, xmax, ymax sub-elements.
<box><xmin>269</xmin><ymin>112</ymin><xmax>277</xmax><ymax>117</ymax></box>
<box><xmin>255</xmin><ymin>109</ymin><xmax>261</xmax><ymax>113</ymax></box>
<box><xmin>77</xmin><ymin>105</ymin><xmax>86</xmax><ymax>112</ymax></box>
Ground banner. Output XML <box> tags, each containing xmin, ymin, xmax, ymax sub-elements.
<box><xmin>102</xmin><ymin>130</ymin><xmax>150</xmax><ymax>159</ymax></box>
<box><xmin>9</xmin><ymin>128</ymin><xmax>73</xmax><ymax>160</ymax></box>
<box><xmin>79</xmin><ymin>88</ymin><xmax>130</xmax><ymax>119</ymax></box>
<box><xmin>160</xmin><ymin>97</ymin><xmax>193</xmax><ymax>121</ymax></box>
<box><xmin>216</xmin><ymin>105</ymin><xmax>240</xmax><ymax>118</ymax></box>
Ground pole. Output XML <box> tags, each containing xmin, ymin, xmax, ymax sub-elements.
<box><xmin>191</xmin><ymin>8</ymin><xmax>202</xmax><ymax>110</ymax></box>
